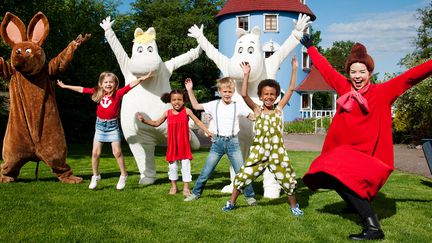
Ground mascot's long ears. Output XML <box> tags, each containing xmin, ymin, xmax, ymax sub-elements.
<box><xmin>1</xmin><ymin>12</ymin><xmax>49</xmax><ymax>47</ymax></box>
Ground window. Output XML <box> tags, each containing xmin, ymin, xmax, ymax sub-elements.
<box><xmin>300</xmin><ymin>0</ymin><xmax>307</xmax><ymax>4</ymax></box>
<box><xmin>237</xmin><ymin>15</ymin><xmax>249</xmax><ymax>31</ymax></box>
<box><xmin>302</xmin><ymin>46</ymin><xmax>311</xmax><ymax>70</ymax></box>
<box><xmin>264</xmin><ymin>14</ymin><xmax>278</xmax><ymax>32</ymax></box>
<box><xmin>302</xmin><ymin>93</ymin><xmax>310</xmax><ymax>109</ymax></box>
<box><xmin>262</xmin><ymin>40</ymin><xmax>280</xmax><ymax>57</ymax></box>
<box><xmin>265</xmin><ymin>51</ymin><xmax>274</xmax><ymax>58</ymax></box>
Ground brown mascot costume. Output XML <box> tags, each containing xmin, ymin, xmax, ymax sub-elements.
<box><xmin>0</xmin><ymin>12</ymin><xmax>90</xmax><ymax>183</ymax></box>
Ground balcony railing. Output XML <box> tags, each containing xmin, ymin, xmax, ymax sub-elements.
<box><xmin>300</xmin><ymin>109</ymin><xmax>335</xmax><ymax>119</ymax></box>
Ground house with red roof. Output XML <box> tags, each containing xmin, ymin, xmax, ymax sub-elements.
<box><xmin>216</xmin><ymin>0</ymin><xmax>335</xmax><ymax>120</ymax></box>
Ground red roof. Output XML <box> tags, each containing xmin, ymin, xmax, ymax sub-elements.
<box><xmin>217</xmin><ymin>0</ymin><xmax>316</xmax><ymax>20</ymax></box>
<box><xmin>296</xmin><ymin>66</ymin><xmax>335</xmax><ymax>92</ymax></box>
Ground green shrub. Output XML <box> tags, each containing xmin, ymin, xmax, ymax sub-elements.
<box><xmin>284</xmin><ymin>117</ymin><xmax>332</xmax><ymax>134</ymax></box>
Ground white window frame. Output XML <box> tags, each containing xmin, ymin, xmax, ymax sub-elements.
<box><xmin>263</xmin><ymin>13</ymin><xmax>279</xmax><ymax>32</ymax></box>
<box><xmin>236</xmin><ymin>15</ymin><xmax>250</xmax><ymax>31</ymax></box>
<box><xmin>302</xmin><ymin>46</ymin><xmax>311</xmax><ymax>70</ymax></box>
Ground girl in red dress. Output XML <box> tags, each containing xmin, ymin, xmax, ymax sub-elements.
<box><xmin>136</xmin><ymin>90</ymin><xmax>212</xmax><ymax>196</ymax></box>
<box><xmin>300</xmin><ymin>35</ymin><xmax>432</xmax><ymax>240</ymax></box>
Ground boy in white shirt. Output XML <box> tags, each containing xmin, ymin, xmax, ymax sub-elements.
<box><xmin>184</xmin><ymin>77</ymin><xmax>256</xmax><ymax>205</ymax></box>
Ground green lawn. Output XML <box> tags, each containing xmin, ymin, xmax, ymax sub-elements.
<box><xmin>0</xmin><ymin>144</ymin><xmax>431</xmax><ymax>242</ymax></box>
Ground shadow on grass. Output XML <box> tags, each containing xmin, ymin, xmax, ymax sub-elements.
<box><xmin>421</xmin><ymin>179</ymin><xmax>432</xmax><ymax>187</ymax></box>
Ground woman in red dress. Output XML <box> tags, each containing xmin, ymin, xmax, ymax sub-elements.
<box><xmin>136</xmin><ymin>90</ymin><xmax>212</xmax><ymax>196</ymax></box>
<box><xmin>300</xmin><ymin>35</ymin><xmax>432</xmax><ymax>240</ymax></box>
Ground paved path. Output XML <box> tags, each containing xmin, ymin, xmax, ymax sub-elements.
<box><xmin>196</xmin><ymin>131</ymin><xmax>431</xmax><ymax>178</ymax></box>
<box><xmin>283</xmin><ymin>134</ymin><xmax>431</xmax><ymax>179</ymax></box>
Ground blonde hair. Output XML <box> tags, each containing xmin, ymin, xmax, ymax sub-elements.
<box><xmin>92</xmin><ymin>72</ymin><xmax>119</xmax><ymax>103</ymax></box>
<box><xmin>216</xmin><ymin>77</ymin><xmax>235</xmax><ymax>90</ymax></box>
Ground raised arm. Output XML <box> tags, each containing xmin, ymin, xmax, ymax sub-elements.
<box><xmin>165</xmin><ymin>46</ymin><xmax>201</xmax><ymax>74</ymax></box>
<box><xmin>56</xmin><ymin>80</ymin><xmax>84</xmax><ymax>93</ymax></box>
<box><xmin>186</xmin><ymin>108</ymin><xmax>213</xmax><ymax>138</ymax></box>
<box><xmin>49</xmin><ymin>33</ymin><xmax>91</xmax><ymax>77</ymax></box>
<box><xmin>136</xmin><ymin>111</ymin><xmax>167</xmax><ymax>127</ymax></box>
<box><xmin>188</xmin><ymin>24</ymin><xmax>230</xmax><ymax>76</ymax></box>
<box><xmin>100</xmin><ymin>16</ymin><xmax>130</xmax><ymax>77</ymax></box>
<box><xmin>266</xmin><ymin>14</ymin><xmax>311</xmax><ymax>77</ymax></box>
<box><xmin>381</xmin><ymin>59</ymin><xmax>432</xmax><ymax>103</ymax></box>
<box><xmin>184</xmin><ymin>78</ymin><xmax>204</xmax><ymax>110</ymax></box>
<box><xmin>129</xmin><ymin>71</ymin><xmax>153</xmax><ymax>89</ymax></box>
<box><xmin>0</xmin><ymin>57</ymin><xmax>13</xmax><ymax>80</ymax></box>
<box><xmin>278</xmin><ymin>55</ymin><xmax>298</xmax><ymax>109</ymax></box>
<box><xmin>240</xmin><ymin>62</ymin><xmax>259</xmax><ymax>113</ymax></box>
<box><xmin>300</xmin><ymin>34</ymin><xmax>349</xmax><ymax>95</ymax></box>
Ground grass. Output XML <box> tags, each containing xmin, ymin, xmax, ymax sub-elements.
<box><xmin>0</xmin><ymin>144</ymin><xmax>431</xmax><ymax>242</ymax></box>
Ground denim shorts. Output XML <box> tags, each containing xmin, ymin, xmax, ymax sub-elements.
<box><xmin>94</xmin><ymin>117</ymin><xmax>121</xmax><ymax>142</ymax></box>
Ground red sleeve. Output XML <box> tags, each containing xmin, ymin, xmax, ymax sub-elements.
<box><xmin>380</xmin><ymin>59</ymin><xmax>432</xmax><ymax>104</ymax></box>
<box><xmin>115</xmin><ymin>84</ymin><xmax>133</xmax><ymax>98</ymax></box>
<box><xmin>308</xmin><ymin>46</ymin><xmax>351</xmax><ymax>95</ymax></box>
<box><xmin>82</xmin><ymin>87</ymin><xmax>95</xmax><ymax>94</ymax></box>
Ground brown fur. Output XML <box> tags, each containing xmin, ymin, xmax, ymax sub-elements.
<box><xmin>0</xmin><ymin>12</ymin><xmax>90</xmax><ymax>183</ymax></box>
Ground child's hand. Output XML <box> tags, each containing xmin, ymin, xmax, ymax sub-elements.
<box><xmin>240</xmin><ymin>61</ymin><xmax>251</xmax><ymax>75</ymax></box>
<box><xmin>56</xmin><ymin>79</ymin><xmax>66</xmax><ymax>88</ymax></box>
<box><xmin>291</xmin><ymin>54</ymin><xmax>298</xmax><ymax>69</ymax></box>
<box><xmin>136</xmin><ymin>112</ymin><xmax>144</xmax><ymax>122</ymax></box>
<box><xmin>138</xmin><ymin>71</ymin><xmax>153</xmax><ymax>82</ymax></box>
<box><xmin>206</xmin><ymin>131</ymin><xmax>214</xmax><ymax>139</ymax></box>
<box><xmin>184</xmin><ymin>78</ymin><xmax>193</xmax><ymax>90</ymax></box>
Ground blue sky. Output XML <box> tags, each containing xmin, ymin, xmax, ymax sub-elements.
<box><xmin>118</xmin><ymin>0</ymin><xmax>430</xmax><ymax>79</ymax></box>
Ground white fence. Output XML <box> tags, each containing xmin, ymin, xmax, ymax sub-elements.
<box><xmin>300</xmin><ymin>109</ymin><xmax>335</xmax><ymax>119</ymax></box>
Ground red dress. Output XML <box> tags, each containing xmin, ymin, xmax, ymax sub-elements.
<box><xmin>303</xmin><ymin>47</ymin><xmax>432</xmax><ymax>200</ymax></box>
<box><xmin>166</xmin><ymin>108</ymin><xmax>193</xmax><ymax>162</ymax></box>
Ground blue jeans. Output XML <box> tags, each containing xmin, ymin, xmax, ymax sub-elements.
<box><xmin>192</xmin><ymin>135</ymin><xmax>255</xmax><ymax>198</ymax></box>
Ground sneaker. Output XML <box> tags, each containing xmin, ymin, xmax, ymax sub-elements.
<box><xmin>184</xmin><ymin>193</ymin><xmax>200</xmax><ymax>202</ymax></box>
<box><xmin>245</xmin><ymin>197</ymin><xmax>257</xmax><ymax>206</ymax></box>
<box><xmin>89</xmin><ymin>175</ymin><xmax>101</xmax><ymax>190</ymax></box>
<box><xmin>222</xmin><ymin>200</ymin><xmax>235</xmax><ymax>212</ymax></box>
<box><xmin>116</xmin><ymin>175</ymin><xmax>127</xmax><ymax>190</ymax></box>
<box><xmin>290</xmin><ymin>203</ymin><xmax>304</xmax><ymax>216</ymax></box>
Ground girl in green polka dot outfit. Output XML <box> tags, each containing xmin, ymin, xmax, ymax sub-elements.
<box><xmin>222</xmin><ymin>56</ymin><xmax>303</xmax><ymax>216</ymax></box>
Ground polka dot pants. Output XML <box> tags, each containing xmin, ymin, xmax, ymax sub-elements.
<box><xmin>233</xmin><ymin>112</ymin><xmax>297</xmax><ymax>195</ymax></box>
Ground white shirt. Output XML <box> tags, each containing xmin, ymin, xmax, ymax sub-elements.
<box><xmin>203</xmin><ymin>100</ymin><xmax>251</xmax><ymax>136</ymax></box>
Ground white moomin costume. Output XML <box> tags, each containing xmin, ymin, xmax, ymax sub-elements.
<box><xmin>188</xmin><ymin>14</ymin><xmax>311</xmax><ymax>198</ymax></box>
<box><xmin>100</xmin><ymin>17</ymin><xmax>201</xmax><ymax>185</ymax></box>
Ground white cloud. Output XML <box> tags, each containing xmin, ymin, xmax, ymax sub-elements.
<box><xmin>323</xmin><ymin>11</ymin><xmax>419</xmax><ymax>52</ymax></box>
<box><xmin>321</xmin><ymin>11</ymin><xmax>422</xmax><ymax>78</ymax></box>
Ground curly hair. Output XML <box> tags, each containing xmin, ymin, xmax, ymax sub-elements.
<box><xmin>160</xmin><ymin>89</ymin><xmax>189</xmax><ymax>104</ymax></box>
<box><xmin>257</xmin><ymin>79</ymin><xmax>280</xmax><ymax>97</ymax></box>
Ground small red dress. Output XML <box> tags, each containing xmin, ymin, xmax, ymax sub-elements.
<box><xmin>166</xmin><ymin>108</ymin><xmax>193</xmax><ymax>162</ymax></box>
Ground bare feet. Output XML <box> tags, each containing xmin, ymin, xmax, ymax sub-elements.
<box><xmin>183</xmin><ymin>188</ymin><xmax>191</xmax><ymax>197</ymax></box>
<box><xmin>169</xmin><ymin>187</ymin><xmax>178</xmax><ymax>195</ymax></box>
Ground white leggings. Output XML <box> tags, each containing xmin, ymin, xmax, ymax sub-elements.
<box><xmin>168</xmin><ymin>159</ymin><xmax>191</xmax><ymax>182</ymax></box>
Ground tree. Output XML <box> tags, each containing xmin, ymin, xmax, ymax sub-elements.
<box><xmin>392</xmin><ymin>2</ymin><xmax>432</xmax><ymax>143</ymax></box>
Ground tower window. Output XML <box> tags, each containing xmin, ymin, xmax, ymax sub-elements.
<box><xmin>264</xmin><ymin>14</ymin><xmax>278</xmax><ymax>32</ymax></box>
<box><xmin>237</xmin><ymin>15</ymin><xmax>249</xmax><ymax>31</ymax></box>
<box><xmin>302</xmin><ymin>46</ymin><xmax>311</xmax><ymax>70</ymax></box>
